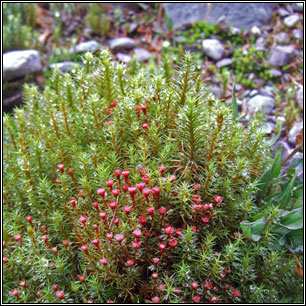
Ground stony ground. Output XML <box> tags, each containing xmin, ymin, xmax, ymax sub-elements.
<box><xmin>3</xmin><ymin>3</ymin><xmax>304</xmax><ymax>175</ymax></box>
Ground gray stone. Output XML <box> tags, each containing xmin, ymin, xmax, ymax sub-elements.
<box><xmin>288</xmin><ymin>122</ymin><xmax>303</xmax><ymax>146</ymax></box>
<box><xmin>283</xmin><ymin>14</ymin><xmax>300</xmax><ymax>27</ymax></box>
<box><xmin>268</xmin><ymin>45</ymin><xmax>295</xmax><ymax>66</ymax></box>
<box><xmin>259</xmin><ymin>86</ymin><xmax>274</xmax><ymax>97</ymax></box>
<box><xmin>250</xmin><ymin>26</ymin><xmax>261</xmax><ymax>36</ymax></box>
<box><xmin>296</xmin><ymin>86</ymin><xmax>303</xmax><ymax>108</ymax></box>
<box><xmin>134</xmin><ymin>48</ymin><xmax>152</xmax><ymax>62</ymax></box>
<box><xmin>273</xmin><ymin>141</ymin><xmax>293</xmax><ymax>162</ymax></box>
<box><xmin>202</xmin><ymin>39</ymin><xmax>224</xmax><ymax>60</ymax></box>
<box><xmin>163</xmin><ymin>3</ymin><xmax>275</xmax><ymax>30</ymax></box>
<box><xmin>109</xmin><ymin>37</ymin><xmax>136</xmax><ymax>52</ymax></box>
<box><xmin>49</xmin><ymin>62</ymin><xmax>80</xmax><ymax>73</ymax></box>
<box><xmin>3</xmin><ymin>50</ymin><xmax>41</xmax><ymax>82</ymax></box>
<box><xmin>275</xmin><ymin>32</ymin><xmax>290</xmax><ymax>43</ymax></box>
<box><xmin>216</xmin><ymin>58</ymin><xmax>232</xmax><ymax>68</ymax></box>
<box><xmin>293</xmin><ymin>29</ymin><xmax>303</xmax><ymax>40</ymax></box>
<box><xmin>261</xmin><ymin>122</ymin><xmax>275</xmax><ymax>134</ymax></box>
<box><xmin>268</xmin><ymin>68</ymin><xmax>282</xmax><ymax>77</ymax></box>
<box><xmin>278</xmin><ymin>7</ymin><xmax>290</xmax><ymax>17</ymax></box>
<box><xmin>209</xmin><ymin>86</ymin><xmax>222</xmax><ymax>98</ymax></box>
<box><xmin>70</xmin><ymin>40</ymin><xmax>100</xmax><ymax>54</ymax></box>
<box><xmin>247</xmin><ymin>95</ymin><xmax>275</xmax><ymax>114</ymax></box>
<box><xmin>117</xmin><ymin>53</ymin><xmax>132</xmax><ymax>64</ymax></box>
<box><xmin>255</xmin><ymin>36</ymin><xmax>265</xmax><ymax>48</ymax></box>
<box><xmin>128</xmin><ymin>22</ymin><xmax>138</xmax><ymax>33</ymax></box>
<box><xmin>292</xmin><ymin>3</ymin><xmax>304</xmax><ymax>13</ymax></box>
<box><xmin>250</xmin><ymin>89</ymin><xmax>259</xmax><ymax>97</ymax></box>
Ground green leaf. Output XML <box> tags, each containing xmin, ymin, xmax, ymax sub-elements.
<box><xmin>280</xmin><ymin>173</ymin><xmax>297</xmax><ymax>209</ymax></box>
<box><xmin>285</xmin><ymin>229</ymin><xmax>303</xmax><ymax>254</ymax></box>
<box><xmin>280</xmin><ymin>207</ymin><xmax>303</xmax><ymax>230</ymax></box>
<box><xmin>231</xmin><ymin>83</ymin><xmax>238</xmax><ymax>121</ymax></box>
<box><xmin>240</xmin><ymin>217</ymin><xmax>266</xmax><ymax>242</ymax></box>
<box><xmin>270</xmin><ymin>147</ymin><xmax>282</xmax><ymax>178</ymax></box>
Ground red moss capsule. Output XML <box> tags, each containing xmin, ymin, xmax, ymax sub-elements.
<box><xmin>168</xmin><ymin>238</ymin><xmax>177</xmax><ymax>248</ymax></box>
<box><xmin>153</xmin><ymin>257</ymin><xmax>160</xmax><ymax>265</ymax></box>
<box><xmin>191</xmin><ymin>282</ymin><xmax>198</xmax><ymax>290</ymax></box>
<box><xmin>57</xmin><ymin>164</ymin><xmax>64</xmax><ymax>173</ymax></box>
<box><xmin>97</xmin><ymin>188</ymin><xmax>106</xmax><ymax>197</ymax></box>
<box><xmin>11</xmin><ymin>288</ymin><xmax>19</xmax><ymax>297</ymax></box>
<box><xmin>55</xmin><ymin>291</ymin><xmax>64</xmax><ymax>299</ymax></box>
<box><xmin>19</xmin><ymin>281</ymin><xmax>27</xmax><ymax>288</ymax></box>
<box><xmin>164</xmin><ymin>226</ymin><xmax>174</xmax><ymax>236</ymax></box>
<box><xmin>143</xmin><ymin>123</ymin><xmax>150</xmax><ymax>129</ymax></box>
<box><xmin>132</xmin><ymin>240</ymin><xmax>141</xmax><ymax>249</ymax></box>
<box><xmin>115</xmin><ymin>234</ymin><xmax>123</xmax><ymax>243</ymax></box>
<box><xmin>78</xmin><ymin>274</ymin><xmax>85</xmax><ymax>282</ymax></box>
<box><xmin>192</xmin><ymin>295</ymin><xmax>200</xmax><ymax>303</ymax></box>
<box><xmin>152</xmin><ymin>296</ymin><xmax>160</xmax><ymax>303</ymax></box>
<box><xmin>100</xmin><ymin>257</ymin><xmax>108</xmax><ymax>265</ymax></box>
<box><xmin>133</xmin><ymin>229</ymin><xmax>142</xmax><ymax>239</ymax></box>
<box><xmin>51</xmin><ymin>284</ymin><xmax>58</xmax><ymax>291</ymax></box>
<box><xmin>126</xmin><ymin>259</ymin><xmax>134</xmax><ymax>266</ymax></box>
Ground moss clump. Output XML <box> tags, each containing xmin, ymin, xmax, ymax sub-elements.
<box><xmin>3</xmin><ymin>50</ymin><xmax>302</xmax><ymax>303</ymax></box>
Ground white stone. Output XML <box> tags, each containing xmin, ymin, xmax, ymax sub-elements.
<box><xmin>288</xmin><ymin>122</ymin><xmax>303</xmax><ymax>146</ymax></box>
<box><xmin>202</xmin><ymin>39</ymin><xmax>224</xmax><ymax>61</ymax></box>
<box><xmin>250</xmin><ymin>26</ymin><xmax>261</xmax><ymax>36</ymax></box>
<box><xmin>283</xmin><ymin>14</ymin><xmax>300</xmax><ymax>27</ymax></box>
<box><xmin>3</xmin><ymin>50</ymin><xmax>41</xmax><ymax>82</ymax></box>
<box><xmin>216</xmin><ymin>58</ymin><xmax>232</xmax><ymax>68</ymax></box>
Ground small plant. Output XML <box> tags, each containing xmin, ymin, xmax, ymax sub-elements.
<box><xmin>86</xmin><ymin>3</ymin><xmax>111</xmax><ymax>36</ymax></box>
<box><xmin>3</xmin><ymin>3</ymin><xmax>38</xmax><ymax>52</ymax></box>
<box><xmin>3</xmin><ymin>50</ymin><xmax>303</xmax><ymax>303</ymax></box>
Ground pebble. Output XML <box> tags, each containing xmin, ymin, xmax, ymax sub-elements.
<box><xmin>230</xmin><ymin>26</ymin><xmax>241</xmax><ymax>35</ymax></box>
<box><xmin>109</xmin><ymin>37</ymin><xmax>136</xmax><ymax>52</ymax></box>
<box><xmin>296</xmin><ymin>86</ymin><xmax>303</xmax><ymax>108</ymax></box>
<box><xmin>291</xmin><ymin>3</ymin><xmax>304</xmax><ymax>13</ymax></box>
<box><xmin>261</xmin><ymin>121</ymin><xmax>275</xmax><ymax>134</ymax></box>
<box><xmin>49</xmin><ymin>62</ymin><xmax>80</xmax><ymax>73</ymax></box>
<box><xmin>117</xmin><ymin>53</ymin><xmax>132</xmax><ymax>64</ymax></box>
<box><xmin>275</xmin><ymin>32</ymin><xmax>290</xmax><ymax>44</ymax></box>
<box><xmin>69</xmin><ymin>40</ymin><xmax>100</xmax><ymax>53</ymax></box>
<box><xmin>209</xmin><ymin>86</ymin><xmax>222</xmax><ymax>98</ymax></box>
<box><xmin>273</xmin><ymin>141</ymin><xmax>293</xmax><ymax>162</ymax></box>
<box><xmin>288</xmin><ymin>122</ymin><xmax>303</xmax><ymax>146</ymax></box>
<box><xmin>268</xmin><ymin>68</ymin><xmax>282</xmax><ymax>77</ymax></box>
<box><xmin>247</xmin><ymin>95</ymin><xmax>275</xmax><ymax>114</ymax></box>
<box><xmin>293</xmin><ymin>29</ymin><xmax>303</xmax><ymax>40</ymax></box>
<box><xmin>134</xmin><ymin>48</ymin><xmax>152</xmax><ymax>62</ymax></box>
<box><xmin>202</xmin><ymin>39</ymin><xmax>224</xmax><ymax>61</ymax></box>
<box><xmin>216</xmin><ymin>58</ymin><xmax>232</xmax><ymax>68</ymax></box>
<box><xmin>3</xmin><ymin>50</ymin><xmax>41</xmax><ymax>82</ymax></box>
<box><xmin>268</xmin><ymin>45</ymin><xmax>295</xmax><ymax>66</ymax></box>
<box><xmin>283</xmin><ymin>14</ymin><xmax>300</xmax><ymax>27</ymax></box>
<box><xmin>250</xmin><ymin>26</ymin><xmax>261</xmax><ymax>36</ymax></box>
<box><xmin>278</xmin><ymin>7</ymin><xmax>290</xmax><ymax>17</ymax></box>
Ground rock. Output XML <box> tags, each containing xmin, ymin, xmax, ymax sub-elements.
<box><xmin>259</xmin><ymin>86</ymin><xmax>274</xmax><ymax>97</ymax></box>
<box><xmin>202</xmin><ymin>39</ymin><xmax>224</xmax><ymax>60</ymax></box>
<box><xmin>250</xmin><ymin>89</ymin><xmax>259</xmax><ymax>97</ymax></box>
<box><xmin>117</xmin><ymin>53</ymin><xmax>132</xmax><ymax>64</ymax></box>
<box><xmin>268</xmin><ymin>45</ymin><xmax>295</xmax><ymax>66</ymax></box>
<box><xmin>134</xmin><ymin>48</ymin><xmax>152</xmax><ymax>62</ymax></box>
<box><xmin>283</xmin><ymin>15</ymin><xmax>300</xmax><ymax>27</ymax></box>
<box><xmin>3</xmin><ymin>50</ymin><xmax>41</xmax><ymax>82</ymax></box>
<box><xmin>49</xmin><ymin>62</ymin><xmax>80</xmax><ymax>73</ymax></box>
<box><xmin>268</xmin><ymin>68</ymin><xmax>282</xmax><ymax>77</ymax></box>
<box><xmin>292</xmin><ymin>3</ymin><xmax>304</xmax><ymax>13</ymax></box>
<box><xmin>255</xmin><ymin>36</ymin><xmax>265</xmax><ymax>48</ymax></box>
<box><xmin>216</xmin><ymin>58</ymin><xmax>232</xmax><ymax>68</ymax></box>
<box><xmin>293</xmin><ymin>29</ymin><xmax>303</xmax><ymax>40</ymax></box>
<box><xmin>174</xmin><ymin>36</ymin><xmax>186</xmax><ymax>43</ymax></box>
<box><xmin>230</xmin><ymin>26</ymin><xmax>241</xmax><ymax>35</ymax></box>
<box><xmin>296</xmin><ymin>86</ymin><xmax>303</xmax><ymax>108</ymax></box>
<box><xmin>70</xmin><ymin>40</ymin><xmax>100</xmax><ymax>54</ymax></box>
<box><xmin>278</xmin><ymin>7</ymin><xmax>290</xmax><ymax>17</ymax></box>
<box><xmin>273</xmin><ymin>141</ymin><xmax>293</xmax><ymax>162</ymax></box>
<box><xmin>163</xmin><ymin>3</ymin><xmax>275</xmax><ymax>30</ymax></box>
<box><xmin>209</xmin><ymin>86</ymin><xmax>222</xmax><ymax>99</ymax></box>
<box><xmin>247</xmin><ymin>95</ymin><xmax>275</xmax><ymax>114</ymax></box>
<box><xmin>250</xmin><ymin>26</ymin><xmax>261</xmax><ymax>36</ymax></box>
<box><xmin>288</xmin><ymin>122</ymin><xmax>303</xmax><ymax>146</ymax></box>
<box><xmin>109</xmin><ymin>37</ymin><xmax>136</xmax><ymax>52</ymax></box>
<box><xmin>275</xmin><ymin>32</ymin><xmax>290</xmax><ymax>44</ymax></box>
<box><xmin>128</xmin><ymin>22</ymin><xmax>138</xmax><ymax>33</ymax></box>
<box><xmin>261</xmin><ymin>121</ymin><xmax>275</xmax><ymax>134</ymax></box>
